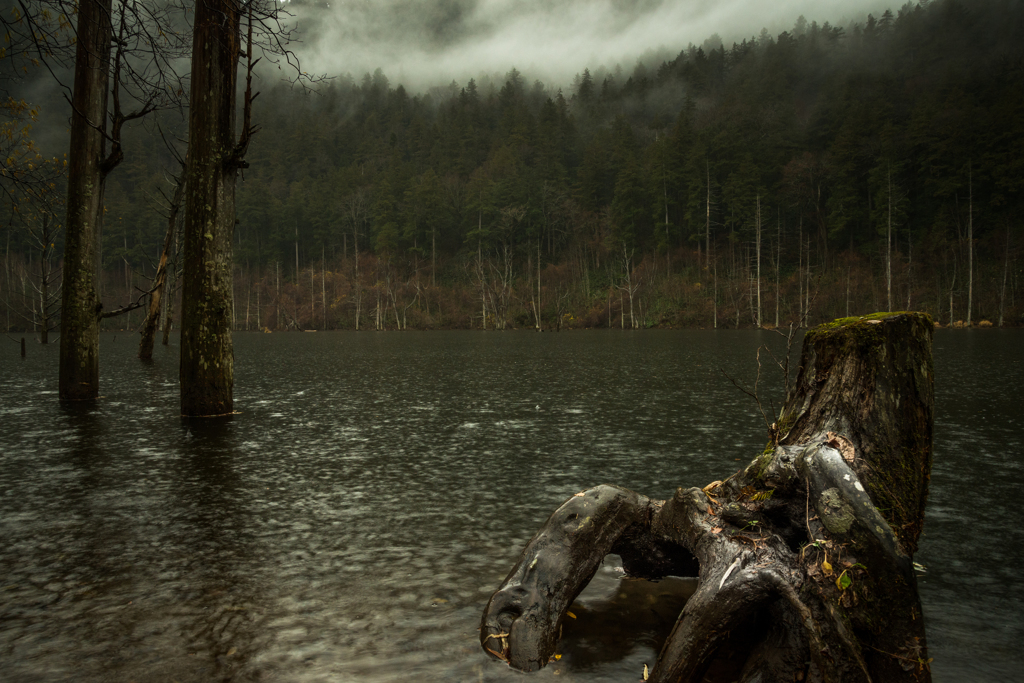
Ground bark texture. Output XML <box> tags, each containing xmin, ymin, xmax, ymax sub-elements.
<box><xmin>59</xmin><ymin>0</ymin><xmax>112</xmax><ymax>401</ymax></box>
<box><xmin>180</xmin><ymin>0</ymin><xmax>240</xmax><ymax>416</ymax></box>
<box><xmin>482</xmin><ymin>312</ymin><xmax>934</xmax><ymax>682</ymax></box>
<box><xmin>779</xmin><ymin>313</ymin><xmax>933</xmax><ymax>553</ymax></box>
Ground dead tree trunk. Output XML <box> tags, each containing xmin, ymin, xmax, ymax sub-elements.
<box><xmin>179</xmin><ymin>0</ymin><xmax>242</xmax><ymax>416</ymax></box>
<box><xmin>59</xmin><ymin>0</ymin><xmax>113</xmax><ymax>401</ymax></box>
<box><xmin>481</xmin><ymin>312</ymin><xmax>934</xmax><ymax>683</ymax></box>
<box><xmin>139</xmin><ymin>168</ymin><xmax>185</xmax><ymax>360</ymax></box>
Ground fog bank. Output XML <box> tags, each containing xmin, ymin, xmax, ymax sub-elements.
<box><xmin>289</xmin><ymin>0</ymin><xmax>892</xmax><ymax>89</ymax></box>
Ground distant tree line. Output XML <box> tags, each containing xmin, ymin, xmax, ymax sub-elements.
<box><xmin>4</xmin><ymin>0</ymin><xmax>1023</xmax><ymax>333</ymax></box>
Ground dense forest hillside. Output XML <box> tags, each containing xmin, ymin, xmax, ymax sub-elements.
<box><xmin>4</xmin><ymin>0</ymin><xmax>1024</xmax><ymax>333</ymax></box>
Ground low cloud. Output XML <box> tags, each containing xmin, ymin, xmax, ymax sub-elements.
<box><xmin>288</xmin><ymin>0</ymin><xmax>891</xmax><ymax>90</ymax></box>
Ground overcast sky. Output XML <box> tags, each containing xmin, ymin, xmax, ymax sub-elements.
<box><xmin>288</xmin><ymin>0</ymin><xmax>895</xmax><ymax>90</ymax></box>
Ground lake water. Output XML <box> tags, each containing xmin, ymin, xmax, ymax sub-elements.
<box><xmin>0</xmin><ymin>329</ymin><xmax>1021</xmax><ymax>682</ymax></box>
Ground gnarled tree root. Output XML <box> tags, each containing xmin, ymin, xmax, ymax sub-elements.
<box><xmin>481</xmin><ymin>313</ymin><xmax>934</xmax><ymax>682</ymax></box>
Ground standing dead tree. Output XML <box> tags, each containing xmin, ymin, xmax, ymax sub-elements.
<box><xmin>481</xmin><ymin>312</ymin><xmax>934</xmax><ymax>683</ymax></box>
<box><xmin>53</xmin><ymin>0</ymin><xmax>189</xmax><ymax>400</ymax></box>
<box><xmin>179</xmin><ymin>0</ymin><xmax>316</xmax><ymax>415</ymax></box>
<box><xmin>616</xmin><ymin>245</ymin><xmax>641</xmax><ymax>328</ymax></box>
<box><xmin>138</xmin><ymin>152</ymin><xmax>185</xmax><ymax>360</ymax></box>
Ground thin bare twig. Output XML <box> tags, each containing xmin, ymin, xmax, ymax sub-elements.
<box><xmin>720</xmin><ymin>346</ymin><xmax>771</xmax><ymax>432</ymax></box>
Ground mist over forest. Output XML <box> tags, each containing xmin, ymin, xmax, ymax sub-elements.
<box><xmin>285</xmin><ymin>0</ymin><xmax>894</xmax><ymax>88</ymax></box>
<box><xmin>3</xmin><ymin>0</ymin><xmax>1024</xmax><ymax>333</ymax></box>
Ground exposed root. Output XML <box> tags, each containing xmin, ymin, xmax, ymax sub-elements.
<box><xmin>479</xmin><ymin>314</ymin><xmax>934</xmax><ymax>683</ymax></box>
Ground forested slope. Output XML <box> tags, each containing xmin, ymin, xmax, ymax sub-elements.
<box><xmin>6</xmin><ymin>0</ymin><xmax>1023</xmax><ymax>331</ymax></box>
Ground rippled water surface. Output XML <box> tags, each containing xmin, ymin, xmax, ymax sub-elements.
<box><xmin>1</xmin><ymin>329</ymin><xmax>1021</xmax><ymax>682</ymax></box>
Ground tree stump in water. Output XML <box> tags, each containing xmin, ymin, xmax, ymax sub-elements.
<box><xmin>481</xmin><ymin>313</ymin><xmax>934</xmax><ymax>682</ymax></box>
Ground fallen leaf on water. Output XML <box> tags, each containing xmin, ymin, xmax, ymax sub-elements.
<box><xmin>643</xmin><ymin>662</ymin><xmax>650</xmax><ymax>680</ymax></box>
<box><xmin>226</xmin><ymin>647</ymin><xmax>237</xmax><ymax>657</ymax></box>
<box><xmin>566</xmin><ymin>611</ymin><xmax>576</xmax><ymax>619</ymax></box>
<box><xmin>554</xmin><ymin>654</ymin><xmax>562</xmax><ymax>660</ymax></box>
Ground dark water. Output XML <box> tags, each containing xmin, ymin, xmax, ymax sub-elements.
<box><xmin>0</xmin><ymin>330</ymin><xmax>1020</xmax><ymax>682</ymax></box>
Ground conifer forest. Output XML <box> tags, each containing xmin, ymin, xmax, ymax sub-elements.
<box><xmin>3</xmin><ymin>0</ymin><xmax>1023</xmax><ymax>335</ymax></box>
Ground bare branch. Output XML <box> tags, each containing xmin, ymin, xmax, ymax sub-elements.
<box><xmin>720</xmin><ymin>346</ymin><xmax>772</xmax><ymax>434</ymax></box>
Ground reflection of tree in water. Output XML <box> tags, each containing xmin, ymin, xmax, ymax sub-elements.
<box><xmin>3</xmin><ymin>408</ymin><xmax>273</xmax><ymax>683</ymax></box>
<box><xmin>173</xmin><ymin>416</ymin><xmax>271</xmax><ymax>683</ymax></box>
<box><xmin>543</xmin><ymin>553</ymin><xmax>705</xmax><ymax>676</ymax></box>
<box><xmin>1</xmin><ymin>402</ymin><xmax>171</xmax><ymax>681</ymax></box>
<box><xmin>560</xmin><ymin>571</ymin><xmax>779</xmax><ymax>683</ymax></box>
<box><xmin>0</xmin><ymin>404</ymin><xmax>102</xmax><ymax>680</ymax></box>
<box><xmin>558</xmin><ymin>570</ymin><xmax>695</xmax><ymax>669</ymax></box>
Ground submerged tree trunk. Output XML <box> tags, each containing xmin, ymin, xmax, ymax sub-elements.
<box><xmin>966</xmin><ymin>166</ymin><xmax>973</xmax><ymax>326</ymax></box>
<box><xmin>59</xmin><ymin>0</ymin><xmax>113</xmax><ymax>401</ymax></box>
<box><xmin>482</xmin><ymin>312</ymin><xmax>934</xmax><ymax>683</ymax></box>
<box><xmin>161</xmin><ymin>234</ymin><xmax>178</xmax><ymax>347</ymax></box>
<box><xmin>998</xmin><ymin>226</ymin><xmax>1010</xmax><ymax>327</ymax></box>
<box><xmin>140</xmin><ymin>170</ymin><xmax>185</xmax><ymax>360</ymax></box>
<box><xmin>755</xmin><ymin>194</ymin><xmax>761</xmax><ymax>327</ymax></box>
<box><xmin>38</xmin><ymin>236</ymin><xmax>49</xmax><ymax>344</ymax></box>
<box><xmin>180</xmin><ymin>0</ymin><xmax>240</xmax><ymax>416</ymax></box>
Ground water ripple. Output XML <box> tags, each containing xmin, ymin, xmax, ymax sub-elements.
<box><xmin>0</xmin><ymin>329</ymin><xmax>1019</xmax><ymax>681</ymax></box>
